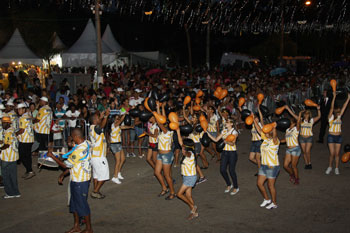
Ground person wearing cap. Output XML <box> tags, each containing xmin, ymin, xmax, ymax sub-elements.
<box><xmin>5</xmin><ymin>101</ymin><xmax>18</xmax><ymax>130</ymax></box>
<box><xmin>16</xmin><ymin>103</ymin><xmax>35</xmax><ymax>180</ymax></box>
<box><xmin>0</xmin><ymin>116</ymin><xmax>21</xmax><ymax>199</ymax></box>
<box><xmin>33</xmin><ymin>97</ymin><xmax>52</xmax><ymax>151</ymax></box>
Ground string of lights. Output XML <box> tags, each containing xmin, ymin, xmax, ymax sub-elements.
<box><xmin>4</xmin><ymin>0</ymin><xmax>350</xmax><ymax>34</ymax></box>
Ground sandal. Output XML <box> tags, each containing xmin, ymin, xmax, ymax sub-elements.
<box><xmin>165</xmin><ymin>193</ymin><xmax>176</xmax><ymax>200</ymax></box>
<box><xmin>187</xmin><ymin>212</ymin><xmax>199</xmax><ymax>220</ymax></box>
<box><xmin>158</xmin><ymin>189</ymin><xmax>169</xmax><ymax>197</ymax></box>
<box><xmin>191</xmin><ymin>205</ymin><xmax>198</xmax><ymax>214</ymax></box>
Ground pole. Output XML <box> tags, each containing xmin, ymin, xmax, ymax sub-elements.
<box><xmin>184</xmin><ymin>24</ymin><xmax>193</xmax><ymax>77</ymax></box>
<box><xmin>206</xmin><ymin>23</ymin><xmax>210</xmax><ymax>69</ymax></box>
<box><xmin>279</xmin><ymin>0</ymin><xmax>284</xmax><ymax>66</ymax></box>
<box><xmin>95</xmin><ymin>0</ymin><xmax>103</xmax><ymax>84</ymax></box>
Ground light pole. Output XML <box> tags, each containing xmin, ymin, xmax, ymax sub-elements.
<box><xmin>94</xmin><ymin>0</ymin><xmax>103</xmax><ymax>84</ymax></box>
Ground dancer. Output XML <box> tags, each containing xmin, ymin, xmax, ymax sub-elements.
<box><xmin>90</xmin><ymin>109</ymin><xmax>110</xmax><ymax>199</ymax></box>
<box><xmin>176</xmin><ymin>137</ymin><xmax>199</xmax><ymax>220</ymax></box>
<box><xmin>281</xmin><ymin>113</ymin><xmax>302</xmax><ymax>184</ymax></box>
<box><xmin>326</xmin><ymin>92</ymin><xmax>350</xmax><ymax>175</ymax></box>
<box><xmin>285</xmin><ymin>105</ymin><xmax>320</xmax><ymax>169</ymax></box>
<box><xmin>48</xmin><ymin>128</ymin><xmax>93</xmax><ymax>233</ymax></box>
<box><xmin>154</xmin><ymin>101</ymin><xmax>176</xmax><ymax>200</ymax></box>
<box><xmin>110</xmin><ymin>114</ymin><xmax>134</xmax><ymax>184</ymax></box>
<box><xmin>145</xmin><ymin>116</ymin><xmax>159</xmax><ymax>169</ymax></box>
<box><xmin>183</xmin><ymin>106</ymin><xmax>207</xmax><ymax>184</ymax></box>
<box><xmin>206</xmin><ymin>106</ymin><xmax>220</xmax><ymax>162</ymax></box>
<box><xmin>253</xmin><ymin>116</ymin><xmax>280</xmax><ymax>209</ymax></box>
<box><xmin>207</xmin><ymin>118</ymin><xmax>239</xmax><ymax>195</ymax></box>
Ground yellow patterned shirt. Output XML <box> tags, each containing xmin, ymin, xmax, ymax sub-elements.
<box><xmin>34</xmin><ymin>105</ymin><xmax>52</xmax><ymax>134</ymax></box>
<box><xmin>329</xmin><ymin>115</ymin><xmax>342</xmax><ymax>134</ymax></box>
<box><xmin>222</xmin><ymin>128</ymin><xmax>238</xmax><ymax>151</ymax></box>
<box><xmin>158</xmin><ymin>131</ymin><xmax>173</xmax><ymax>151</ymax></box>
<box><xmin>285</xmin><ymin>127</ymin><xmax>299</xmax><ymax>148</ymax></box>
<box><xmin>208</xmin><ymin>114</ymin><xmax>218</xmax><ymax>133</ymax></box>
<box><xmin>1</xmin><ymin>127</ymin><xmax>19</xmax><ymax>162</ymax></box>
<box><xmin>110</xmin><ymin>124</ymin><xmax>122</xmax><ymax>143</ymax></box>
<box><xmin>300</xmin><ymin>118</ymin><xmax>314</xmax><ymax>137</ymax></box>
<box><xmin>8</xmin><ymin>110</ymin><xmax>18</xmax><ymax>130</ymax></box>
<box><xmin>89</xmin><ymin>125</ymin><xmax>107</xmax><ymax>158</ymax></box>
<box><xmin>18</xmin><ymin>112</ymin><xmax>34</xmax><ymax>143</ymax></box>
<box><xmin>251</xmin><ymin>123</ymin><xmax>262</xmax><ymax>141</ymax></box>
<box><xmin>149</xmin><ymin>123</ymin><xmax>159</xmax><ymax>143</ymax></box>
<box><xmin>189</xmin><ymin>131</ymin><xmax>204</xmax><ymax>143</ymax></box>
<box><xmin>261</xmin><ymin>138</ymin><xmax>280</xmax><ymax>166</ymax></box>
<box><xmin>181</xmin><ymin>152</ymin><xmax>196</xmax><ymax>176</ymax></box>
<box><xmin>64</xmin><ymin>141</ymin><xmax>91</xmax><ymax>182</ymax></box>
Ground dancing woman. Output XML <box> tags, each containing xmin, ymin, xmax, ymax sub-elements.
<box><xmin>326</xmin><ymin>92</ymin><xmax>350</xmax><ymax>175</ymax></box>
<box><xmin>207</xmin><ymin>119</ymin><xmax>239</xmax><ymax>195</ymax></box>
<box><xmin>285</xmin><ymin>105</ymin><xmax>320</xmax><ymax>169</ymax></box>
<box><xmin>145</xmin><ymin>116</ymin><xmax>159</xmax><ymax>169</ymax></box>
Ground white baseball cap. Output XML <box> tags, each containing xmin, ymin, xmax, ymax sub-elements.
<box><xmin>135</xmin><ymin>89</ymin><xmax>142</xmax><ymax>93</ymax></box>
<box><xmin>40</xmin><ymin>96</ymin><xmax>49</xmax><ymax>102</ymax></box>
<box><xmin>117</xmin><ymin>88</ymin><xmax>124</xmax><ymax>92</ymax></box>
<box><xmin>0</xmin><ymin>104</ymin><xmax>5</xmax><ymax>110</ymax></box>
<box><xmin>6</xmin><ymin>101</ymin><xmax>14</xmax><ymax>106</ymax></box>
<box><xmin>16</xmin><ymin>103</ymin><xmax>27</xmax><ymax>109</ymax></box>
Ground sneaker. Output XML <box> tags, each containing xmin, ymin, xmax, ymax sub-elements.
<box><xmin>126</xmin><ymin>153</ymin><xmax>130</xmax><ymax>158</ymax></box>
<box><xmin>131</xmin><ymin>153</ymin><xmax>136</xmax><ymax>157</ymax></box>
<box><xmin>24</xmin><ymin>171</ymin><xmax>36</xmax><ymax>180</ymax></box>
<box><xmin>335</xmin><ymin>168</ymin><xmax>340</xmax><ymax>175</ymax></box>
<box><xmin>230</xmin><ymin>188</ymin><xmax>240</xmax><ymax>196</ymax></box>
<box><xmin>14</xmin><ymin>195</ymin><xmax>21</xmax><ymax>198</ymax></box>
<box><xmin>294</xmin><ymin>178</ymin><xmax>300</xmax><ymax>185</ymax></box>
<box><xmin>118</xmin><ymin>172</ymin><xmax>124</xmax><ymax>180</ymax></box>
<box><xmin>139</xmin><ymin>154</ymin><xmax>145</xmax><ymax>159</ymax></box>
<box><xmin>196</xmin><ymin>177</ymin><xmax>207</xmax><ymax>185</ymax></box>
<box><xmin>325</xmin><ymin>167</ymin><xmax>332</xmax><ymax>175</ymax></box>
<box><xmin>266</xmin><ymin>203</ymin><xmax>278</xmax><ymax>209</ymax></box>
<box><xmin>3</xmin><ymin>195</ymin><xmax>16</xmax><ymax>199</ymax></box>
<box><xmin>111</xmin><ymin>177</ymin><xmax>122</xmax><ymax>184</ymax></box>
<box><xmin>224</xmin><ymin>185</ymin><xmax>233</xmax><ymax>193</ymax></box>
<box><xmin>289</xmin><ymin>175</ymin><xmax>295</xmax><ymax>184</ymax></box>
<box><xmin>260</xmin><ymin>199</ymin><xmax>271</xmax><ymax>207</ymax></box>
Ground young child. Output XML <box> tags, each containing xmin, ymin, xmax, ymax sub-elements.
<box><xmin>176</xmin><ymin>137</ymin><xmax>199</xmax><ymax>220</ymax></box>
<box><xmin>52</xmin><ymin>119</ymin><xmax>63</xmax><ymax>147</ymax></box>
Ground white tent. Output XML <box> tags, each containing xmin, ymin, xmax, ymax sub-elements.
<box><xmin>0</xmin><ymin>28</ymin><xmax>42</xmax><ymax>66</ymax></box>
<box><xmin>102</xmin><ymin>25</ymin><xmax>122</xmax><ymax>53</ymax></box>
<box><xmin>62</xmin><ymin>19</ymin><xmax>116</xmax><ymax>67</ymax></box>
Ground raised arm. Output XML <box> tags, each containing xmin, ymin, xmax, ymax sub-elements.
<box><xmin>285</xmin><ymin>105</ymin><xmax>298</xmax><ymax>120</ymax></box>
<box><xmin>176</xmin><ymin>128</ymin><xmax>183</xmax><ymax>147</ymax></box>
<box><xmin>313</xmin><ymin>106</ymin><xmax>321</xmax><ymax>123</ymax></box>
<box><xmin>272</xmin><ymin>127</ymin><xmax>279</xmax><ymax>145</ymax></box>
<box><xmin>253</xmin><ymin>116</ymin><xmax>263</xmax><ymax>135</ymax></box>
<box><xmin>296</xmin><ymin>111</ymin><xmax>302</xmax><ymax>131</ymax></box>
<box><xmin>328</xmin><ymin>92</ymin><xmax>337</xmax><ymax>120</ymax></box>
<box><xmin>340</xmin><ymin>93</ymin><xmax>350</xmax><ymax>117</ymax></box>
<box><xmin>100</xmin><ymin>109</ymin><xmax>110</xmax><ymax>128</ymax></box>
<box><xmin>190</xmin><ymin>101</ymin><xmax>194</xmax><ymax>116</ymax></box>
<box><xmin>113</xmin><ymin>114</ymin><xmax>125</xmax><ymax>127</ymax></box>
<box><xmin>258</xmin><ymin>106</ymin><xmax>264</xmax><ymax>126</ymax></box>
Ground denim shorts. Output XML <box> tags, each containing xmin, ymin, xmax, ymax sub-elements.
<box><xmin>194</xmin><ymin>143</ymin><xmax>201</xmax><ymax>155</ymax></box>
<box><xmin>250</xmin><ymin>140</ymin><xmax>262</xmax><ymax>153</ymax></box>
<box><xmin>135</xmin><ymin>127</ymin><xmax>144</xmax><ymax>137</ymax></box>
<box><xmin>148</xmin><ymin>143</ymin><xmax>158</xmax><ymax>152</ymax></box>
<box><xmin>286</xmin><ymin>146</ymin><xmax>301</xmax><ymax>156</ymax></box>
<box><xmin>183</xmin><ymin>175</ymin><xmax>197</xmax><ymax>187</ymax></box>
<box><xmin>327</xmin><ymin>134</ymin><xmax>343</xmax><ymax>144</ymax></box>
<box><xmin>69</xmin><ymin>181</ymin><xmax>90</xmax><ymax>217</ymax></box>
<box><xmin>110</xmin><ymin>143</ymin><xmax>122</xmax><ymax>154</ymax></box>
<box><xmin>258</xmin><ymin>165</ymin><xmax>280</xmax><ymax>179</ymax></box>
<box><xmin>157</xmin><ymin>152</ymin><xmax>174</xmax><ymax>165</ymax></box>
<box><xmin>299</xmin><ymin>136</ymin><xmax>313</xmax><ymax>144</ymax></box>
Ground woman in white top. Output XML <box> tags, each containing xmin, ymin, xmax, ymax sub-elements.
<box><xmin>207</xmin><ymin>119</ymin><xmax>239</xmax><ymax>195</ymax></box>
<box><xmin>110</xmin><ymin>114</ymin><xmax>134</xmax><ymax>184</ymax></box>
<box><xmin>206</xmin><ymin>106</ymin><xmax>220</xmax><ymax>162</ymax></box>
<box><xmin>145</xmin><ymin>116</ymin><xmax>159</xmax><ymax>169</ymax></box>
<box><xmin>285</xmin><ymin>105</ymin><xmax>320</xmax><ymax>169</ymax></box>
<box><xmin>326</xmin><ymin>92</ymin><xmax>350</xmax><ymax>175</ymax></box>
<box><xmin>281</xmin><ymin>113</ymin><xmax>302</xmax><ymax>185</ymax></box>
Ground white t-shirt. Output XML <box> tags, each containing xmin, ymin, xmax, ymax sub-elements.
<box><xmin>65</xmin><ymin>110</ymin><xmax>80</xmax><ymax>127</ymax></box>
<box><xmin>52</xmin><ymin>124</ymin><xmax>62</xmax><ymax>140</ymax></box>
<box><xmin>129</xmin><ymin>97</ymin><xmax>144</xmax><ymax>107</ymax></box>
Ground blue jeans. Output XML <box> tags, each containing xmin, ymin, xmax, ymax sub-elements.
<box><xmin>1</xmin><ymin>160</ymin><xmax>20</xmax><ymax>196</ymax></box>
<box><xmin>70</xmin><ymin>181</ymin><xmax>90</xmax><ymax>217</ymax></box>
<box><xmin>220</xmin><ymin>151</ymin><xmax>238</xmax><ymax>188</ymax></box>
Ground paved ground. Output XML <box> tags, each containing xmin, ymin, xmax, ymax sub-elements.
<box><xmin>1</xmin><ymin>111</ymin><xmax>350</xmax><ymax>233</ymax></box>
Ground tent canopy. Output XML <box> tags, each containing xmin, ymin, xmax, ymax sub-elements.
<box><xmin>102</xmin><ymin>25</ymin><xmax>122</xmax><ymax>53</ymax></box>
<box><xmin>0</xmin><ymin>29</ymin><xmax>42</xmax><ymax>66</ymax></box>
<box><xmin>62</xmin><ymin>19</ymin><xmax>115</xmax><ymax>67</ymax></box>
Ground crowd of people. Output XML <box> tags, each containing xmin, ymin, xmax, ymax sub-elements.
<box><xmin>0</xmin><ymin>62</ymin><xmax>349</xmax><ymax>232</ymax></box>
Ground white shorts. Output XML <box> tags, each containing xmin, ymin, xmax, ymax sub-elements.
<box><xmin>91</xmin><ymin>157</ymin><xmax>110</xmax><ymax>181</ymax></box>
